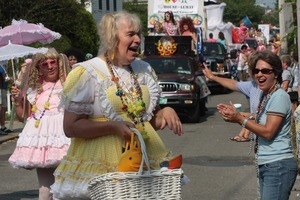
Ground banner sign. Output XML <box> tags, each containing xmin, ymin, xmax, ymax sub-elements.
<box><xmin>148</xmin><ymin>0</ymin><xmax>204</xmax><ymax>28</ymax></box>
<box><xmin>153</xmin><ymin>0</ymin><xmax>199</xmax><ymax>14</ymax></box>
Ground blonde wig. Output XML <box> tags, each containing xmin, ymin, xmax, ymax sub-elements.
<box><xmin>98</xmin><ymin>11</ymin><xmax>142</xmax><ymax>57</ymax></box>
<box><xmin>28</xmin><ymin>48</ymin><xmax>70</xmax><ymax>94</ymax></box>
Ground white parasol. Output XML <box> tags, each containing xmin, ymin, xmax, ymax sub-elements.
<box><xmin>0</xmin><ymin>40</ymin><xmax>48</xmax><ymax>81</ymax></box>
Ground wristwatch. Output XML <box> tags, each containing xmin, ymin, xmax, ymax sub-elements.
<box><xmin>241</xmin><ymin>114</ymin><xmax>254</xmax><ymax>128</ymax></box>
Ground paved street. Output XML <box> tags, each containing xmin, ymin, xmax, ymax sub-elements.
<box><xmin>1</xmin><ymin>91</ymin><xmax>300</xmax><ymax>199</ymax></box>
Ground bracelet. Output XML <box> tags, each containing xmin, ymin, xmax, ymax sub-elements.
<box><xmin>241</xmin><ymin>117</ymin><xmax>249</xmax><ymax>128</ymax></box>
<box><xmin>248</xmin><ymin>114</ymin><xmax>254</xmax><ymax>120</ymax></box>
<box><xmin>209</xmin><ymin>75</ymin><xmax>214</xmax><ymax>79</ymax></box>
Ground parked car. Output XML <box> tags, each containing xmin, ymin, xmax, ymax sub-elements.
<box><xmin>202</xmin><ymin>42</ymin><xmax>231</xmax><ymax>93</ymax></box>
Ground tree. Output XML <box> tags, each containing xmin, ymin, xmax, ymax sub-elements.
<box><xmin>0</xmin><ymin>0</ymin><xmax>99</xmax><ymax>55</ymax></box>
<box><xmin>220</xmin><ymin>0</ymin><xmax>265</xmax><ymax>27</ymax></box>
<box><xmin>261</xmin><ymin>10</ymin><xmax>279</xmax><ymax>27</ymax></box>
<box><xmin>123</xmin><ymin>1</ymin><xmax>148</xmax><ymax>36</ymax></box>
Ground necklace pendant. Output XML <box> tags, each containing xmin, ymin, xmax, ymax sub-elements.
<box><xmin>141</xmin><ymin>129</ymin><xmax>149</xmax><ymax>140</ymax></box>
<box><xmin>136</xmin><ymin>123</ymin><xmax>149</xmax><ymax>140</ymax></box>
<box><xmin>111</xmin><ymin>76</ymin><xmax>119</xmax><ymax>82</ymax></box>
<box><xmin>44</xmin><ymin>101</ymin><xmax>50</xmax><ymax>110</ymax></box>
<box><xmin>121</xmin><ymin>104</ymin><xmax>127</xmax><ymax>111</ymax></box>
<box><xmin>34</xmin><ymin>119</ymin><xmax>41</xmax><ymax>128</ymax></box>
<box><xmin>116</xmin><ymin>90</ymin><xmax>123</xmax><ymax>96</ymax></box>
<box><xmin>31</xmin><ymin>105</ymin><xmax>37</xmax><ymax>112</ymax></box>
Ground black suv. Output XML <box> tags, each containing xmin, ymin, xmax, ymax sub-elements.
<box><xmin>142</xmin><ymin>36</ymin><xmax>207</xmax><ymax>122</ymax></box>
<box><xmin>202</xmin><ymin>42</ymin><xmax>231</xmax><ymax>92</ymax></box>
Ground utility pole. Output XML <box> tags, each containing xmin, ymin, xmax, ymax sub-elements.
<box><xmin>298</xmin><ymin>0</ymin><xmax>300</xmax><ymax>60</ymax></box>
<box><xmin>279</xmin><ymin>0</ymin><xmax>287</xmax><ymax>54</ymax></box>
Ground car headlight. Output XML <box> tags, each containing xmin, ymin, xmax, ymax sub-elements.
<box><xmin>179</xmin><ymin>84</ymin><xmax>192</xmax><ymax>91</ymax></box>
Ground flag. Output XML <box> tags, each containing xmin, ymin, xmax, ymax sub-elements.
<box><xmin>240</xmin><ymin>16</ymin><xmax>252</xmax><ymax>28</ymax></box>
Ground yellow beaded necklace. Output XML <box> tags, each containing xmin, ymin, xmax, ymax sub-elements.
<box><xmin>31</xmin><ymin>81</ymin><xmax>57</xmax><ymax>128</ymax></box>
<box><xmin>105</xmin><ymin>55</ymin><xmax>149</xmax><ymax>140</ymax></box>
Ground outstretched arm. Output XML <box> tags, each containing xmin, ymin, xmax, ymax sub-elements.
<box><xmin>202</xmin><ymin>64</ymin><xmax>239</xmax><ymax>91</ymax></box>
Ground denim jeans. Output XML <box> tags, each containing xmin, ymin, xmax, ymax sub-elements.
<box><xmin>258</xmin><ymin>157</ymin><xmax>298</xmax><ymax>200</ymax></box>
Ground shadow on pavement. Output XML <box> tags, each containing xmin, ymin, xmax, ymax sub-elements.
<box><xmin>0</xmin><ymin>189</ymin><xmax>38</xmax><ymax>200</ymax></box>
<box><xmin>183</xmin><ymin>155</ymin><xmax>254</xmax><ymax>167</ymax></box>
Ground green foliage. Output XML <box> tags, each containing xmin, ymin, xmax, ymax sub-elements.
<box><xmin>0</xmin><ymin>0</ymin><xmax>99</xmax><ymax>55</ymax></box>
<box><xmin>123</xmin><ymin>2</ymin><xmax>148</xmax><ymax>36</ymax></box>
<box><xmin>261</xmin><ymin>10</ymin><xmax>279</xmax><ymax>26</ymax></box>
<box><xmin>220</xmin><ymin>0</ymin><xmax>265</xmax><ymax>27</ymax></box>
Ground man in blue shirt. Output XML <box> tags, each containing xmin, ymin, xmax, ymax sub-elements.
<box><xmin>0</xmin><ymin>65</ymin><xmax>12</xmax><ymax>135</ymax></box>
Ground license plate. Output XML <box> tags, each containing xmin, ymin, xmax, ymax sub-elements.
<box><xmin>159</xmin><ymin>97</ymin><xmax>167</xmax><ymax>104</ymax></box>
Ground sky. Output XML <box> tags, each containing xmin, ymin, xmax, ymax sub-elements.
<box><xmin>256</xmin><ymin>0</ymin><xmax>276</xmax><ymax>9</ymax></box>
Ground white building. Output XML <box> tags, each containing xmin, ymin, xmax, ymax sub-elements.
<box><xmin>80</xmin><ymin>0</ymin><xmax>123</xmax><ymax>22</ymax></box>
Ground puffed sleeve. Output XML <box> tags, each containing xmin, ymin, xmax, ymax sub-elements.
<box><xmin>62</xmin><ymin>66</ymin><xmax>95</xmax><ymax>115</ymax></box>
<box><xmin>131</xmin><ymin>59</ymin><xmax>161</xmax><ymax>121</ymax></box>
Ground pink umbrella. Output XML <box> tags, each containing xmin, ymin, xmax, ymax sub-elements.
<box><xmin>0</xmin><ymin>19</ymin><xmax>61</xmax><ymax>47</ymax></box>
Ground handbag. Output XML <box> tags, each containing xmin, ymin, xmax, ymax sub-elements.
<box><xmin>288</xmin><ymin>91</ymin><xmax>298</xmax><ymax>102</ymax></box>
<box><xmin>88</xmin><ymin>128</ymin><xmax>183</xmax><ymax>200</ymax></box>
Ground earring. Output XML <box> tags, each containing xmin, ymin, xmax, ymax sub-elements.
<box><xmin>111</xmin><ymin>52</ymin><xmax>114</xmax><ymax>60</ymax></box>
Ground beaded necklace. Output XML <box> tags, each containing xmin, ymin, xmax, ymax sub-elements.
<box><xmin>254</xmin><ymin>83</ymin><xmax>279</xmax><ymax>177</ymax></box>
<box><xmin>105</xmin><ymin>55</ymin><xmax>148</xmax><ymax>139</ymax></box>
<box><xmin>247</xmin><ymin>88</ymin><xmax>262</xmax><ymax>156</ymax></box>
<box><xmin>31</xmin><ymin>81</ymin><xmax>57</xmax><ymax>128</ymax></box>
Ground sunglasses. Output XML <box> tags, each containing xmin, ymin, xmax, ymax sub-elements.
<box><xmin>252</xmin><ymin>68</ymin><xmax>273</xmax><ymax>75</ymax></box>
<box><xmin>39</xmin><ymin>59</ymin><xmax>57</xmax><ymax>68</ymax></box>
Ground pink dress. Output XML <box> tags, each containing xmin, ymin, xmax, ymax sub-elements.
<box><xmin>8</xmin><ymin>80</ymin><xmax>70</xmax><ymax>169</ymax></box>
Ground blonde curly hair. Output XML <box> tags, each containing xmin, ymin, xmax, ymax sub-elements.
<box><xmin>28</xmin><ymin>48</ymin><xmax>70</xmax><ymax>94</ymax></box>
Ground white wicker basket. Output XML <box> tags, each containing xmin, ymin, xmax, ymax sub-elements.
<box><xmin>88</xmin><ymin>128</ymin><xmax>183</xmax><ymax>200</ymax></box>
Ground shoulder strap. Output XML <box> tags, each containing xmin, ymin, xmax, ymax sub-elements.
<box><xmin>74</xmin><ymin>58</ymin><xmax>107</xmax><ymax>81</ymax></box>
<box><xmin>288</xmin><ymin>69</ymin><xmax>294</xmax><ymax>87</ymax></box>
<box><xmin>91</xmin><ymin>66</ymin><xmax>106</xmax><ymax>80</ymax></box>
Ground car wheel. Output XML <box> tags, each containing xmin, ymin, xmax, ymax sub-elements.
<box><xmin>189</xmin><ymin>102</ymin><xmax>200</xmax><ymax>123</ymax></box>
<box><xmin>199</xmin><ymin>98</ymin><xmax>207</xmax><ymax>116</ymax></box>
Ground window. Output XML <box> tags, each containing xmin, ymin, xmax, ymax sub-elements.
<box><xmin>98</xmin><ymin>0</ymin><xmax>102</xmax><ymax>10</ymax></box>
<box><xmin>106</xmin><ymin>0</ymin><xmax>110</xmax><ymax>10</ymax></box>
<box><xmin>113</xmin><ymin>0</ymin><xmax>117</xmax><ymax>11</ymax></box>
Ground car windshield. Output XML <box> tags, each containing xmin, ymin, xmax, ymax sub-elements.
<box><xmin>244</xmin><ymin>39</ymin><xmax>257</xmax><ymax>49</ymax></box>
<box><xmin>203</xmin><ymin>43</ymin><xmax>224</xmax><ymax>56</ymax></box>
<box><xmin>143</xmin><ymin>58</ymin><xmax>192</xmax><ymax>75</ymax></box>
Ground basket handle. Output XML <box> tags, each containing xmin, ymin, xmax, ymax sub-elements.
<box><xmin>130</xmin><ymin>128</ymin><xmax>151</xmax><ymax>175</ymax></box>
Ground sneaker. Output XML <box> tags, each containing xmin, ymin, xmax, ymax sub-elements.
<box><xmin>0</xmin><ymin>130</ymin><xmax>8</xmax><ymax>135</ymax></box>
<box><xmin>1</xmin><ymin>127</ymin><xmax>12</xmax><ymax>133</ymax></box>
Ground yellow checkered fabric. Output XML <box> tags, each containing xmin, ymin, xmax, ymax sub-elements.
<box><xmin>53</xmin><ymin>65</ymin><xmax>171</xmax><ymax>196</ymax></box>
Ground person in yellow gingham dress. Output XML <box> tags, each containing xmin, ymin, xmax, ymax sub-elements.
<box><xmin>50</xmin><ymin>11</ymin><xmax>184</xmax><ymax>199</ymax></box>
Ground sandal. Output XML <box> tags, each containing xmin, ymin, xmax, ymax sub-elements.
<box><xmin>230</xmin><ymin>135</ymin><xmax>250</xmax><ymax>142</ymax></box>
